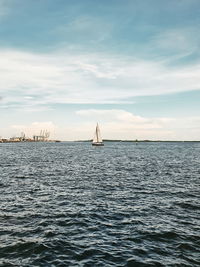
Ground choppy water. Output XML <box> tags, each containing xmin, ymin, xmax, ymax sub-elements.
<box><xmin>0</xmin><ymin>142</ymin><xmax>200</xmax><ymax>266</ymax></box>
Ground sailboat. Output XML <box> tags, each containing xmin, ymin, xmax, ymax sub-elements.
<box><xmin>92</xmin><ymin>123</ymin><xmax>104</xmax><ymax>146</ymax></box>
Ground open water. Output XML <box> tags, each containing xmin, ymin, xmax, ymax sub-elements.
<box><xmin>0</xmin><ymin>142</ymin><xmax>199</xmax><ymax>266</ymax></box>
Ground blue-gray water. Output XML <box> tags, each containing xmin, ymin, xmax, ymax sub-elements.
<box><xmin>0</xmin><ymin>142</ymin><xmax>200</xmax><ymax>266</ymax></box>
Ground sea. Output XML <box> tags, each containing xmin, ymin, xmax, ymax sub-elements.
<box><xmin>0</xmin><ymin>142</ymin><xmax>199</xmax><ymax>266</ymax></box>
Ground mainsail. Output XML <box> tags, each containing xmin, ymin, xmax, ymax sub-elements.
<box><xmin>92</xmin><ymin>123</ymin><xmax>104</xmax><ymax>146</ymax></box>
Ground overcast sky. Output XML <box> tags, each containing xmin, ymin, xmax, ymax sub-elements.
<box><xmin>0</xmin><ymin>0</ymin><xmax>200</xmax><ymax>140</ymax></box>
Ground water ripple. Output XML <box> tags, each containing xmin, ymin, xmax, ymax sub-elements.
<box><xmin>0</xmin><ymin>142</ymin><xmax>200</xmax><ymax>266</ymax></box>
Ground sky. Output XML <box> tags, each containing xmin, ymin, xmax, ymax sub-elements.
<box><xmin>0</xmin><ymin>0</ymin><xmax>200</xmax><ymax>140</ymax></box>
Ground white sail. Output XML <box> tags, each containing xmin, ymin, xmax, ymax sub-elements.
<box><xmin>92</xmin><ymin>123</ymin><xmax>103</xmax><ymax>144</ymax></box>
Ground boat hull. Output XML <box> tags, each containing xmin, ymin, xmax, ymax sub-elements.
<box><xmin>92</xmin><ymin>143</ymin><xmax>104</xmax><ymax>146</ymax></box>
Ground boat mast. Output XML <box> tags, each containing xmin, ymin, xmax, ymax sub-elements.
<box><xmin>96</xmin><ymin>123</ymin><xmax>99</xmax><ymax>143</ymax></box>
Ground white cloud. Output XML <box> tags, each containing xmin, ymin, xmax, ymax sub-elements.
<box><xmin>152</xmin><ymin>27</ymin><xmax>200</xmax><ymax>55</ymax></box>
<box><xmin>0</xmin><ymin>48</ymin><xmax>200</xmax><ymax>109</ymax></box>
<box><xmin>75</xmin><ymin>109</ymin><xmax>200</xmax><ymax>141</ymax></box>
<box><xmin>56</xmin><ymin>15</ymin><xmax>113</xmax><ymax>44</ymax></box>
<box><xmin>77</xmin><ymin>109</ymin><xmax>174</xmax><ymax>129</ymax></box>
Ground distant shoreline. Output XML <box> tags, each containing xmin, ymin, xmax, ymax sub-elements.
<box><xmin>76</xmin><ymin>140</ymin><xmax>200</xmax><ymax>143</ymax></box>
<box><xmin>1</xmin><ymin>140</ymin><xmax>200</xmax><ymax>143</ymax></box>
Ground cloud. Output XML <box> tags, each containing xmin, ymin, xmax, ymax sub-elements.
<box><xmin>0</xmin><ymin>47</ymin><xmax>200</xmax><ymax>109</ymax></box>
<box><xmin>77</xmin><ymin>109</ymin><xmax>174</xmax><ymax>129</ymax></box>
<box><xmin>150</xmin><ymin>27</ymin><xmax>200</xmax><ymax>63</ymax></box>
<box><xmin>56</xmin><ymin>15</ymin><xmax>114</xmax><ymax>44</ymax></box>
<box><xmin>76</xmin><ymin>109</ymin><xmax>200</xmax><ymax>141</ymax></box>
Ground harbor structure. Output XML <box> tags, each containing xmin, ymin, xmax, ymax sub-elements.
<box><xmin>0</xmin><ymin>129</ymin><xmax>57</xmax><ymax>143</ymax></box>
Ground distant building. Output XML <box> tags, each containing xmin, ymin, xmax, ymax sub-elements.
<box><xmin>10</xmin><ymin>137</ymin><xmax>21</xmax><ymax>142</ymax></box>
